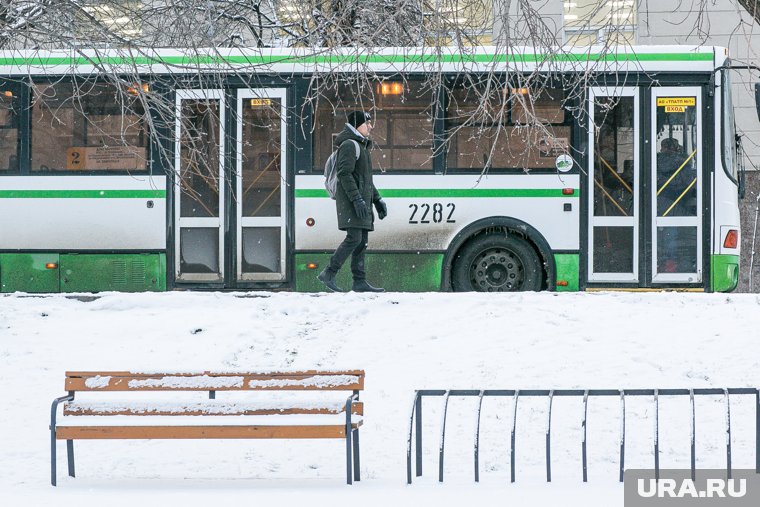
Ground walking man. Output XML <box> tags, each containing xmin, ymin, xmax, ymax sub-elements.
<box><xmin>318</xmin><ymin>110</ymin><xmax>388</xmax><ymax>292</ymax></box>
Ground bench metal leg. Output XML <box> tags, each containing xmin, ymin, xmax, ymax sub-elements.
<box><xmin>352</xmin><ymin>428</ymin><xmax>360</xmax><ymax>482</ymax></box>
<box><xmin>345</xmin><ymin>426</ymin><xmax>354</xmax><ymax>485</ymax></box>
<box><xmin>67</xmin><ymin>440</ymin><xmax>75</xmax><ymax>477</ymax></box>
<box><xmin>415</xmin><ymin>396</ymin><xmax>422</xmax><ymax>477</ymax></box>
<box><xmin>50</xmin><ymin>393</ymin><xmax>74</xmax><ymax>487</ymax></box>
<box><xmin>51</xmin><ymin>429</ymin><xmax>57</xmax><ymax>486</ymax></box>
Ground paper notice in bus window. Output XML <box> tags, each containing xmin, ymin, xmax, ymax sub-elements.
<box><xmin>656</xmin><ymin>97</ymin><xmax>695</xmax><ymax>107</ymax></box>
<box><xmin>537</xmin><ymin>136</ymin><xmax>569</xmax><ymax>157</ymax></box>
<box><xmin>66</xmin><ymin>146</ymin><xmax>145</xmax><ymax>171</ymax></box>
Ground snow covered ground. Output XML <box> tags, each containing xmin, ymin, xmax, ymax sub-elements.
<box><xmin>1</xmin><ymin>291</ymin><xmax>759</xmax><ymax>506</ymax></box>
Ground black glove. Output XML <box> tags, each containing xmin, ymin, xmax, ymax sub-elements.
<box><xmin>352</xmin><ymin>197</ymin><xmax>369</xmax><ymax>220</ymax></box>
<box><xmin>374</xmin><ymin>199</ymin><xmax>387</xmax><ymax>220</ymax></box>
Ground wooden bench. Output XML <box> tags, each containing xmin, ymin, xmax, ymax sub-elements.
<box><xmin>50</xmin><ymin>370</ymin><xmax>364</xmax><ymax>485</ymax></box>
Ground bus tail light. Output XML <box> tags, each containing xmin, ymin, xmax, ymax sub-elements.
<box><xmin>562</xmin><ymin>188</ymin><xmax>574</xmax><ymax>195</ymax></box>
<box><xmin>723</xmin><ymin>229</ymin><xmax>738</xmax><ymax>249</ymax></box>
<box><xmin>556</xmin><ymin>280</ymin><xmax>569</xmax><ymax>287</ymax></box>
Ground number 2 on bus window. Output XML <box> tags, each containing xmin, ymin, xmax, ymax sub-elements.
<box><xmin>408</xmin><ymin>203</ymin><xmax>456</xmax><ymax>224</ymax></box>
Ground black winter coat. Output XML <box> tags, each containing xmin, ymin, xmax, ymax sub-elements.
<box><xmin>334</xmin><ymin>125</ymin><xmax>381</xmax><ymax>231</ymax></box>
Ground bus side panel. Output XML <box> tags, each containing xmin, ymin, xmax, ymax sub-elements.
<box><xmin>294</xmin><ymin>174</ymin><xmax>580</xmax><ymax>290</ymax></box>
<box><xmin>0</xmin><ymin>176</ymin><xmax>166</xmax><ymax>292</ymax></box>
<box><xmin>294</xmin><ymin>252</ymin><xmax>443</xmax><ymax>292</ymax></box>
<box><xmin>554</xmin><ymin>253</ymin><xmax>580</xmax><ymax>291</ymax></box>
<box><xmin>0</xmin><ymin>176</ymin><xmax>166</xmax><ymax>250</ymax></box>
<box><xmin>711</xmin><ymin>90</ymin><xmax>740</xmax><ymax>292</ymax></box>
<box><xmin>296</xmin><ymin>174</ymin><xmax>579</xmax><ymax>250</ymax></box>
<box><xmin>0</xmin><ymin>253</ymin><xmax>59</xmax><ymax>292</ymax></box>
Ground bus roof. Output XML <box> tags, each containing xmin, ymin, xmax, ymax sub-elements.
<box><xmin>0</xmin><ymin>45</ymin><xmax>727</xmax><ymax>76</ymax></box>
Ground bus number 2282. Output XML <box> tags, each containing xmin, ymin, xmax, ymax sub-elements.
<box><xmin>408</xmin><ymin>203</ymin><xmax>456</xmax><ymax>224</ymax></box>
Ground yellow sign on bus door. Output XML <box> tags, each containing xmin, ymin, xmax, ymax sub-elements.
<box><xmin>656</xmin><ymin>97</ymin><xmax>696</xmax><ymax>107</ymax></box>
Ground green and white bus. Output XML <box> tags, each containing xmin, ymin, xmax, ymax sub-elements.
<box><xmin>0</xmin><ymin>46</ymin><xmax>745</xmax><ymax>293</ymax></box>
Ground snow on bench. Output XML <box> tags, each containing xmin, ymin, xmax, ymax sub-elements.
<box><xmin>50</xmin><ymin>370</ymin><xmax>365</xmax><ymax>486</ymax></box>
<box><xmin>63</xmin><ymin>399</ymin><xmax>364</xmax><ymax>416</ymax></box>
<box><xmin>69</xmin><ymin>371</ymin><xmax>363</xmax><ymax>391</ymax></box>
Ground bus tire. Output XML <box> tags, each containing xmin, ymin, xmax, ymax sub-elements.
<box><xmin>451</xmin><ymin>234</ymin><xmax>542</xmax><ymax>292</ymax></box>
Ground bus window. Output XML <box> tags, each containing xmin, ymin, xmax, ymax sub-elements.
<box><xmin>30</xmin><ymin>81</ymin><xmax>148</xmax><ymax>173</ymax></box>
<box><xmin>655</xmin><ymin>101</ymin><xmax>698</xmax><ymax>218</ymax></box>
<box><xmin>593</xmin><ymin>97</ymin><xmax>635</xmax><ymax>218</ymax></box>
<box><xmin>722</xmin><ymin>71</ymin><xmax>738</xmax><ymax>183</ymax></box>
<box><xmin>0</xmin><ymin>88</ymin><xmax>18</xmax><ymax>172</ymax></box>
<box><xmin>445</xmin><ymin>83</ymin><xmax>569</xmax><ymax>171</ymax></box>
<box><xmin>512</xmin><ymin>88</ymin><xmax>565</xmax><ymax>124</ymax></box>
<box><xmin>178</xmin><ymin>99</ymin><xmax>221</xmax><ymax>219</ymax></box>
<box><xmin>312</xmin><ymin>80</ymin><xmax>435</xmax><ymax>172</ymax></box>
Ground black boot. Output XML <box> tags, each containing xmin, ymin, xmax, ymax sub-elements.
<box><xmin>352</xmin><ymin>279</ymin><xmax>385</xmax><ymax>293</ymax></box>
<box><xmin>317</xmin><ymin>269</ymin><xmax>342</xmax><ymax>292</ymax></box>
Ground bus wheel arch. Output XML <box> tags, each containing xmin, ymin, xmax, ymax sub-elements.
<box><xmin>442</xmin><ymin>217</ymin><xmax>556</xmax><ymax>292</ymax></box>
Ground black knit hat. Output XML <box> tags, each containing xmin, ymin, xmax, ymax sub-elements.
<box><xmin>347</xmin><ymin>110</ymin><xmax>371</xmax><ymax>129</ymax></box>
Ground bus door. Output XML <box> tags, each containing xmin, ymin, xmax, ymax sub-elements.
<box><xmin>173</xmin><ymin>88</ymin><xmax>288</xmax><ymax>286</ymax></box>
<box><xmin>174</xmin><ymin>89</ymin><xmax>226</xmax><ymax>282</ymax></box>
<box><xmin>588</xmin><ymin>87</ymin><xmax>640</xmax><ymax>283</ymax></box>
<box><xmin>587</xmin><ymin>86</ymin><xmax>703</xmax><ymax>287</ymax></box>
<box><xmin>650</xmin><ymin>87</ymin><xmax>702</xmax><ymax>284</ymax></box>
<box><xmin>233</xmin><ymin>88</ymin><xmax>288</xmax><ymax>282</ymax></box>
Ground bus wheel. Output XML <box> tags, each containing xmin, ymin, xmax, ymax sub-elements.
<box><xmin>452</xmin><ymin>234</ymin><xmax>542</xmax><ymax>292</ymax></box>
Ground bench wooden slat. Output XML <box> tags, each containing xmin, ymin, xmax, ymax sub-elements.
<box><xmin>65</xmin><ymin>372</ymin><xmax>365</xmax><ymax>392</ymax></box>
<box><xmin>65</xmin><ymin>370</ymin><xmax>365</xmax><ymax>378</ymax></box>
<box><xmin>63</xmin><ymin>402</ymin><xmax>364</xmax><ymax>416</ymax></box>
<box><xmin>56</xmin><ymin>423</ymin><xmax>362</xmax><ymax>440</ymax></box>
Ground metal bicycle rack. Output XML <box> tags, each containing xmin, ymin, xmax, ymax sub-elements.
<box><xmin>406</xmin><ymin>388</ymin><xmax>760</xmax><ymax>484</ymax></box>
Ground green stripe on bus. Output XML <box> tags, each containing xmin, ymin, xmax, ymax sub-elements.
<box><xmin>0</xmin><ymin>52</ymin><xmax>713</xmax><ymax>68</ymax></box>
<box><xmin>0</xmin><ymin>190</ymin><xmax>166</xmax><ymax>198</ymax></box>
<box><xmin>296</xmin><ymin>188</ymin><xmax>578</xmax><ymax>198</ymax></box>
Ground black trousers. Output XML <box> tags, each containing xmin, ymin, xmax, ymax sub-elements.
<box><xmin>327</xmin><ymin>228</ymin><xmax>369</xmax><ymax>281</ymax></box>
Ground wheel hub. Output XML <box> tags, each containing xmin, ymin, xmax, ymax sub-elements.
<box><xmin>470</xmin><ymin>247</ymin><xmax>524</xmax><ymax>291</ymax></box>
